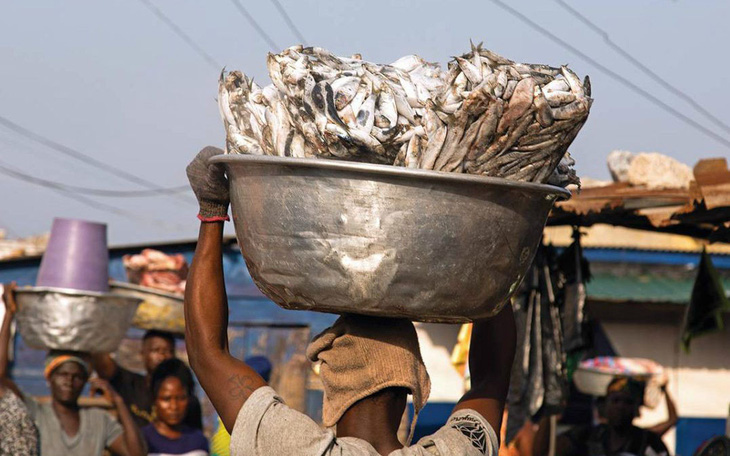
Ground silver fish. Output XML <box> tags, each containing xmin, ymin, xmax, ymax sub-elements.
<box><xmin>455</xmin><ymin>56</ymin><xmax>482</xmax><ymax>85</ymax></box>
<box><xmin>544</xmin><ymin>90</ymin><xmax>575</xmax><ymax>107</ymax></box>
<box><xmin>355</xmin><ymin>93</ymin><xmax>376</xmax><ymax>132</ymax></box>
<box><xmin>375</xmin><ymin>84</ymin><xmax>398</xmax><ymax>129</ymax></box>
<box><xmin>331</xmin><ymin>76</ymin><xmax>361</xmax><ymax>111</ymax></box>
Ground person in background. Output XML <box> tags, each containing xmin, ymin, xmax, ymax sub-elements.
<box><xmin>1</xmin><ymin>283</ymin><xmax>145</xmax><ymax>456</ymax></box>
<box><xmin>533</xmin><ymin>377</ymin><xmax>670</xmax><ymax>456</ymax></box>
<box><xmin>210</xmin><ymin>355</ymin><xmax>272</xmax><ymax>456</ymax></box>
<box><xmin>0</xmin><ymin>284</ymin><xmax>39</xmax><ymax>455</ymax></box>
<box><xmin>92</xmin><ymin>328</ymin><xmax>203</xmax><ymax>429</ymax></box>
<box><xmin>184</xmin><ymin>146</ymin><xmax>517</xmax><ymax>455</ymax></box>
<box><xmin>0</xmin><ymin>380</ymin><xmax>39</xmax><ymax>455</ymax></box>
<box><xmin>142</xmin><ymin>358</ymin><xmax>209</xmax><ymax>456</ymax></box>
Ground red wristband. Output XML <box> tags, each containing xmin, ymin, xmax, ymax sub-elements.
<box><xmin>198</xmin><ymin>214</ymin><xmax>230</xmax><ymax>222</ymax></box>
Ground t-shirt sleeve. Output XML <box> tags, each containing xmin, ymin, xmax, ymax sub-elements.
<box><xmin>414</xmin><ymin>409</ymin><xmax>499</xmax><ymax>456</ymax></box>
<box><xmin>229</xmin><ymin>386</ymin><xmax>339</xmax><ymax>456</ymax></box>
<box><xmin>100</xmin><ymin>410</ymin><xmax>124</xmax><ymax>448</ymax></box>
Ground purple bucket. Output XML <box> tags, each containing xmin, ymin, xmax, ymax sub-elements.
<box><xmin>36</xmin><ymin>218</ymin><xmax>109</xmax><ymax>293</ymax></box>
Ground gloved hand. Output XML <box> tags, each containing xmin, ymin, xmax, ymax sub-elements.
<box><xmin>186</xmin><ymin>146</ymin><xmax>230</xmax><ymax>222</ymax></box>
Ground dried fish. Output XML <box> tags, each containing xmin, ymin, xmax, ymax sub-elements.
<box><xmin>219</xmin><ymin>43</ymin><xmax>591</xmax><ymax>187</ymax></box>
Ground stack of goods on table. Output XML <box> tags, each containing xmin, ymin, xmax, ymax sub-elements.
<box><xmin>214</xmin><ymin>42</ymin><xmax>592</xmax><ymax>322</ymax></box>
<box><xmin>574</xmin><ymin>357</ymin><xmax>666</xmax><ymax>408</ymax></box>
<box><xmin>123</xmin><ymin>249</ymin><xmax>187</xmax><ymax>295</ymax></box>
<box><xmin>13</xmin><ymin>218</ymin><xmax>141</xmax><ymax>353</ymax></box>
<box><xmin>219</xmin><ymin>42</ymin><xmax>591</xmax><ymax>187</ymax></box>
<box><xmin>110</xmin><ymin>249</ymin><xmax>187</xmax><ymax>334</ymax></box>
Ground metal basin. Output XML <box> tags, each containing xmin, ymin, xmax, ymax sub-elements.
<box><xmin>212</xmin><ymin>155</ymin><xmax>570</xmax><ymax>323</ymax></box>
<box><xmin>15</xmin><ymin>287</ymin><xmax>141</xmax><ymax>353</ymax></box>
<box><xmin>110</xmin><ymin>281</ymin><xmax>185</xmax><ymax>334</ymax></box>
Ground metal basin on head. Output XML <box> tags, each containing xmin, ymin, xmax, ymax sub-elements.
<box><xmin>212</xmin><ymin>155</ymin><xmax>570</xmax><ymax>323</ymax></box>
<box><xmin>15</xmin><ymin>287</ymin><xmax>141</xmax><ymax>353</ymax></box>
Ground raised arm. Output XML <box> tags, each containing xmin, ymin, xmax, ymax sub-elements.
<box><xmin>91</xmin><ymin>378</ymin><xmax>146</xmax><ymax>456</ymax></box>
<box><xmin>0</xmin><ymin>283</ymin><xmax>23</xmax><ymax>398</ymax></box>
<box><xmin>453</xmin><ymin>303</ymin><xmax>516</xmax><ymax>444</ymax></box>
<box><xmin>647</xmin><ymin>385</ymin><xmax>678</xmax><ymax>437</ymax></box>
<box><xmin>184</xmin><ymin>148</ymin><xmax>266</xmax><ymax>432</ymax></box>
<box><xmin>90</xmin><ymin>353</ymin><xmax>119</xmax><ymax>380</ymax></box>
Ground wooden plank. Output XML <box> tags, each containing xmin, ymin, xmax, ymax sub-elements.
<box><xmin>694</xmin><ymin>158</ymin><xmax>730</xmax><ymax>210</ymax></box>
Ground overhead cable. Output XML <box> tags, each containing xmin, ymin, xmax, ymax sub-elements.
<box><xmin>0</xmin><ymin>114</ymin><xmax>195</xmax><ymax>205</ymax></box>
<box><xmin>553</xmin><ymin>0</ymin><xmax>730</xmax><ymax>136</ymax></box>
<box><xmin>0</xmin><ymin>160</ymin><xmax>187</xmax><ymax>231</ymax></box>
<box><xmin>137</xmin><ymin>0</ymin><xmax>222</xmax><ymax>70</ymax></box>
<box><xmin>0</xmin><ymin>162</ymin><xmax>189</xmax><ymax>197</ymax></box>
<box><xmin>268</xmin><ymin>0</ymin><xmax>308</xmax><ymax>45</ymax></box>
<box><xmin>228</xmin><ymin>0</ymin><xmax>281</xmax><ymax>51</ymax></box>
<box><xmin>487</xmin><ymin>0</ymin><xmax>730</xmax><ymax>149</ymax></box>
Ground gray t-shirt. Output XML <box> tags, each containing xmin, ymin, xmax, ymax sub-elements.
<box><xmin>24</xmin><ymin>396</ymin><xmax>123</xmax><ymax>456</ymax></box>
<box><xmin>230</xmin><ymin>386</ymin><xmax>498</xmax><ymax>456</ymax></box>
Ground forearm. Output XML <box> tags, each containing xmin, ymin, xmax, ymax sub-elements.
<box><xmin>532</xmin><ymin>415</ymin><xmax>551</xmax><ymax>456</ymax></box>
<box><xmin>0</xmin><ymin>311</ymin><xmax>13</xmax><ymax>379</ymax></box>
<box><xmin>114</xmin><ymin>398</ymin><xmax>145</xmax><ymax>456</ymax></box>
<box><xmin>90</xmin><ymin>353</ymin><xmax>119</xmax><ymax>380</ymax></box>
<box><xmin>469</xmin><ymin>304</ymin><xmax>516</xmax><ymax>394</ymax></box>
<box><xmin>454</xmin><ymin>304</ymin><xmax>516</xmax><ymax>437</ymax></box>
<box><xmin>184</xmin><ymin>222</ymin><xmax>229</xmax><ymax>368</ymax></box>
<box><xmin>184</xmin><ymin>222</ymin><xmax>265</xmax><ymax>430</ymax></box>
<box><xmin>647</xmin><ymin>391</ymin><xmax>678</xmax><ymax>436</ymax></box>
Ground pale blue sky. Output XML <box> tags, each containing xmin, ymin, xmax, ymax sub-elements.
<box><xmin>1</xmin><ymin>0</ymin><xmax>728</xmax><ymax>244</ymax></box>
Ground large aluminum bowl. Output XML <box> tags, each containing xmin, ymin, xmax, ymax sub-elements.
<box><xmin>15</xmin><ymin>287</ymin><xmax>141</xmax><ymax>353</ymax></box>
<box><xmin>109</xmin><ymin>281</ymin><xmax>185</xmax><ymax>334</ymax></box>
<box><xmin>212</xmin><ymin>155</ymin><xmax>570</xmax><ymax>323</ymax></box>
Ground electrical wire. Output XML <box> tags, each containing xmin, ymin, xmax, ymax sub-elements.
<box><xmin>0</xmin><ymin>161</ymin><xmax>188</xmax><ymax>231</ymax></box>
<box><xmin>228</xmin><ymin>0</ymin><xmax>281</xmax><ymax>51</ymax></box>
<box><xmin>136</xmin><ymin>0</ymin><xmax>222</xmax><ymax>70</ymax></box>
<box><xmin>0</xmin><ymin>162</ymin><xmax>189</xmax><ymax>197</ymax></box>
<box><xmin>487</xmin><ymin>0</ymin><xmax>730</xmax><ymax>149</ymax></box>
<box><xmin>553</xmin><ymin>0</ymin><xmax>730</xmax><ymax>136</ymax></box>
<box><xmin>268</xmin><ymin>0</ymin><xmax>308</xmax><ymax>45</ymax></box>
<box><xmin>0</xmin><ymin>114</ymin><xmax>195</xmax><ymax>205</ymax></box>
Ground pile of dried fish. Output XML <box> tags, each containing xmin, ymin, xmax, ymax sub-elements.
<box><xmin>219</xmin><ymin>43</ymin><xmax>591</xmax><ymax>187</ymax></box>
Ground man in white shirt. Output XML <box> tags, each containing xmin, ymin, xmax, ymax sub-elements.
<box><xmin>185</xmin><ymin>147</ymin><xmax>517</xmax><ymax>455</ymax></box>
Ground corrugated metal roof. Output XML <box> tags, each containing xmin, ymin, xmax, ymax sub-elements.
<box><xmin>549</xmin><ymin>158</ymin><xmax>730</xmax><ymax>243</ymax></box>
<box><xmin>545</xmin><ymin>225</ymin><xmax>730</xmax><ymax>254</ymax></box>
<box><xmin>587</xmin><ymin>272</ymin><xmax>730</xmax><ymax>303</ymax></box>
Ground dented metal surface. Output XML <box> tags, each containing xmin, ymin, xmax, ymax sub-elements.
<box><xmin>213</xmin><ymin>154</ymin><xmax>569</xmax><ymax>323</ymax></box>
<box><xmin>15</xmin><ymin>287</ymin><xmax>140</xmax><ymax>352</ymax></box>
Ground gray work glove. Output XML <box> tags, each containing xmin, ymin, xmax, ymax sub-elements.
<box><xmin>186</xmin><ymin>146</ymin><xmax>230</xmax><ymax>222</ymax></box>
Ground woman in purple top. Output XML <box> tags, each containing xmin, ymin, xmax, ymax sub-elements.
<box><xmin>142</xmin><ymin>359</ymin><xmax>209</xmax><ymax>456</ymax></box>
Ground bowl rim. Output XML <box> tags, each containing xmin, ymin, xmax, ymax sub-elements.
<box><xmin>211</xmin><ymin>154</ymin><xmax>572</xmax><ymax>200</ymax></box>
<box><xmin>15</xmin><ymin>286</ymin><xmax>142</xmax><ymax>304</ymax></box>
<box><xmin>109</xmin><ymin>280</ymin><xmax>184</xmax><ymax>302</ymax></box>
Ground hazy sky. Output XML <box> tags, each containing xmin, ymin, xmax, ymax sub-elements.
<box><xmin>1</xmin><ymin>0</ymin><xmax>728</xmax><ymax>244</ymax></box>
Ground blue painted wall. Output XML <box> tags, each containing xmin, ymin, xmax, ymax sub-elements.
<box><xmin>675</xmin><ymin>417</ymin><xmax>728</xmax><ymax>456</ymax></box>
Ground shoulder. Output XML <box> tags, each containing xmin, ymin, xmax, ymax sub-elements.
<box><xmin>21</xmin><ymin>396</ymin><xmax>43</xmax><ymax>419</ymax></box>
<box><xmin>112</xmin><ymin>365</ymin><xmax>144</xmax><ymax>383</ymax></box>
<box><xmin>184</xmin><ymin>427</ymin><xmax>210</xmax><ymax>449</ymax></box>
<box><xmin>413</xmin><ymin>409</ymin><xmax>498</xmax><ymax>456</ymax></box>
<box><xmin>141</xmin><ymin>423</ymin><xmax>158</xmax><ymax>437</ymax></box>
<box><xmin>233</xmin><ymin>386</ymin><xmax>280</xmax><ymax>424</ymax></box>
<box><xmin>83</xmin><ymin>407</ymin><xmax>120</xmax><ymax>430</ymax></box>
